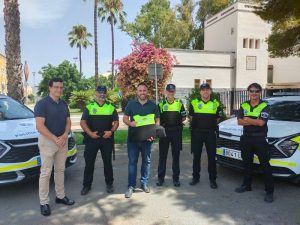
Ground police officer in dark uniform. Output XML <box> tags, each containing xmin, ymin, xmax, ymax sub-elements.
<box><xmin>80</xmin><ymin>86</ymin><xmax>119</xmax><ymax>195</ymax></box>
<box><xmin>156</xmin><ymin>84</ymin><xmax>186</xmax><ymax>187</ymax></box>
<box><xmin>189</xmin><ymin>83</ymin><xmax>221</xmax><ymax>189</ymax></box>
<box><xmin>235</xmin><ymin>83</ymin><xmax>274</xmax><ymax>203</ymax></box>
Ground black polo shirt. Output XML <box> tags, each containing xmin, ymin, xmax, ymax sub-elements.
<box><xmin>81</xmin><ymin>101</ymin><xmax>119</xmax><ymax>132</ymax></box>
<box><xmin>124</xmin><ymin>99</ymin><xmax>159</xmax><ymax>141</ymax></box>
<box><xmin>34</xmin><ymin>96</ymin><xmax>70</xmax><ymax>136</ymax></box>
<box><xmin>189</xmin><ymin>98</ymin><xmax>221</xmax><ymax>131</ymax></box>
<box><xmin>237</xmin><ymin>100</ymin><xmax>269</xmax><ymax>136</ymax></box>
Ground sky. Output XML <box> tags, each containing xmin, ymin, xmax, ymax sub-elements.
<box><xmin>0</xmin><ymin>0</ymin><xmax>180</xmax><ymax>87</ymax></box>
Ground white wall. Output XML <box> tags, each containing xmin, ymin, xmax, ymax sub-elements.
<box><xmin>268</xmin><ymin>56</ymin><xmax>300</xmax><ymax>83</ymax></box>
<box><xmin>171</xmin><ymin>67</ymin><xmax>233</xmax><ymax>89</ymax></box>
<box><xmin>235</xmin><ymin>2</ymin><xmax>269</xmax><ymax>88</ymax></box>
<box><xmin>168</xmin><ymin>49</ymin><xmax>234</xmax><ymax>89</ymax></box>
<box><xmin>169</xmin><ymin>49</ymin><xmax>234</xmax><ymax>67</ymax></box>
<box><xmin>204</xmin><ymin>3</ymin><xmax>237</xmax><ymax>52</ymax></box>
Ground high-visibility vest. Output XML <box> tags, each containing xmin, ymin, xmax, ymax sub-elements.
<box><xmin>241</xmin><ymin>101</ymin><xmax>268</xmax><ymax>118</ymax></box>
<box><xmin>159</xmin><ymin>99</ymin><xmax>183</xmax><ymax>128</ymax></box>
<box><xmin>191</xmin><ymin>98</ymin><xmax>219</xmax><ymax>114</ymax></box>
<box><xmin>86</xmin><ymin>101</ymin><xmax>115</xmax><ymax>132</ymax></box>
<box><xmin>133</xmin><ymin>114</ymin><xmax>155</xmax><ymax>127</ymax></box>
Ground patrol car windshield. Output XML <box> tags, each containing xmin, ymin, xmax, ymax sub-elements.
<box><xmin>0</xmin><ymin>97</ymin><xmax>34</xmax><ymax>120</ymax></box>
<box><xmin>268</xmin><ymin>100</ymin><xmax>300</xmax><ymax>122</ymax></box>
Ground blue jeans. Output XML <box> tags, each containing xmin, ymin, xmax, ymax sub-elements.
<box><xmin>127</xmin><ymin>141</ymin><xmax>152</xmax><ymax>188</ymax></box>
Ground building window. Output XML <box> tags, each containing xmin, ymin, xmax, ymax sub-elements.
<box><xmin>206</xmin><ymin>79</ymin><xmax>212</xmax><ymax>87</ymax></box>
<box><xmin>246</xmin><ymin>56</ymin><xmax>256</xmax><ymax>70</ymax></box>
<box><xmin>243</xmin><ymin>38</ymin><xmax>248</xmax><ymax>48</ymax></box>
<box><xmin>255</xmin><ymin>39</ymin><xmax>260</xmax><ymax>49</ymax></box>
<box><xmin>249</xmin><ymin>39</ymin><xmax>254</xmax><ymax>49</ymax></box>
<box><xmin>194</xmin><ymin>79</ymin><xmax>200</xmax><ymax>88</ymax></box>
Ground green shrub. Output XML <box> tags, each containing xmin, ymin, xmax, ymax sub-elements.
<box><xmin>107</xmin><ymin>90</ymin><xmax>121</xmax><ymax>108</ymax></box>
<box><xmin>70</xmin><ymin>90</ymin><xmax>94</xmax><ymax>111</ymax></box>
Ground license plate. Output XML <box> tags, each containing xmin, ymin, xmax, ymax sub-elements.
<box><xmin>37</xmin><ymin>156</ymin><xmax>41</xmax><ymax>166</ymax></box>
<box><xmin>223</xmin><ymin>148</ymin><xmax>242</xmax><ymax>160</ymax></box>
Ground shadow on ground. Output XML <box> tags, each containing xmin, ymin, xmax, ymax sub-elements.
<box><xmin>0</xmin><ymin>144</ymin><xmax>300</xmax><ymax>225</ymax></box>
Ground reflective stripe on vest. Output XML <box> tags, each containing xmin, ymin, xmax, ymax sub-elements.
<box><xmin>241</xmin><ymin>101</ymin><xmax>267</xmax><ymax>118</ymax></box>
<box><xmin>159</xmin><ymin>99</ymin><xmax>182</xmax><ymax>113</ymax></box>
<box><xmin>133</xmin><ymin>114</ymin><xmax>155</xmax><ymax>127</ymax></box>
<box><xmin>86</xmin><ymin>102</ymin><xmax>115</xmax><ymax>115</ymax></box>
<box><xmin>191</xmin><ymin>99</ymin><xmax>219</xmax><ymax>114</ymax></box>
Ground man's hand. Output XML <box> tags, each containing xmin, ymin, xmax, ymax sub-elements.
<box><xmin>129</xmin><ymin>121</ymin><xmax>136</xmax><ymax>127</ymax></box>
<box><xmin>89</xmin><ymin>131</ymin><xmax>100</xmax><ymax>139</ymax></box>
<box><xmin>147</xmin><ymin>136</ymin><xmax>155</xmax><ymax>142</ymax></box>
<box><xmin>57</xmin><ymin>133</ymin><xmax>68</xmax><ymax>148</ymax></box>
<box><xmin>103</xmin><ymin>131</ymin><xmax>113</xmax><ymax>139</ymax></box>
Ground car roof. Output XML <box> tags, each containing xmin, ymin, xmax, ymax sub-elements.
<box><xmin>265</xmin><ymin>96</ymin><xmax>300</xmax><ymax>102</ymax></box>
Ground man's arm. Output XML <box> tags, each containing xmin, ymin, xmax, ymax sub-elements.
<box><xmin>155</xmin><ymin>117</ymin><xmax>160</xmax><ymax>125</ymax></box>
<box><xmin>35</xmin><ymin>117</ymin><xmax>58</xmax><ymax>144</ymax></box>
<box><xmin>80</xmin><ymin>120</ymin><xmax>100</xmax><ymax>139</ymax></box>
<box><xmin>57</xmin><ymin>117</ymin><xmax>71</xmax><ymax>147</ymax></box>
<box><xmin>242</xmin><ymin>117</ymin><xmax>266</xmax><ymax>126</ymax></box>
<box><xmin>123</xmin><ymin>115</ymin><xmax>136</xmax><ymax>127</ymax></box>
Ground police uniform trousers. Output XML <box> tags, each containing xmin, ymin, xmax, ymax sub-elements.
<box><xmin>191</xmin><ymin>129</ymin><xmax>217</xmax><ymax>181</ymax></box>
<box><xmin>241</xmin><ymin>135</ymin><xmax>274</xmax><ymax>193</ymax></box>
<box><xmin>158</xmin><ymin>128</ymin><xmax>182</xmax><ymax>182</ymax></box>
<box><xmin>83</xmin><ymin>138</ymin><xmax>114</xmax><ymax>188</ymax></box>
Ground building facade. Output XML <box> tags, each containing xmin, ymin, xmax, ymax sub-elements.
<box><xmin>0</xmin><ymin>53</ymin><xmax>7</xmax><ymax>94</ymax></box>
<box><xmin>169</xmin><ymin>0</ymin><xmax>300</xmax><ymax>97</ymax></box>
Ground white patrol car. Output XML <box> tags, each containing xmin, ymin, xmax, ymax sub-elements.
<box><xmin>0</xmin><ymin>94</ymin><xmax>77</xmax><ymax>184</ymax></box>
<box><xmin>217</xmin><ymin>95</ymin><xmax>300</xmax><ymax>183</ymax></box>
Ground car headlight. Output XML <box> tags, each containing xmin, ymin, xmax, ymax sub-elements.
<box><xmin>277</xmin><ymin>139</ymin><xmax>299</xmax><ymax>157</ymax></box>
<box><xmin>0</xmin><ymin>142</ymin><xmax>9</xmax><ymax>158</ymax></box>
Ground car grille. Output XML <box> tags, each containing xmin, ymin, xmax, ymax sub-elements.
<box><xmin>6</xmin><ymin>138</ymin><xmax>38</xmax><ymax>145</ymax></box>
<box><xmin>22</xmin><ymin>167</ymin><xmax>41</xmax><ymax>178</ymax></box>
<box><xmin>0</xmin><ymin>145</ymin><xmax>39</xmax><ymax>163</ymax></box>
<box><xmin>68</xmin><ymin>137</ymin><xmax>76</xmax><ymax>149</ymax></box>
<box><xmin>217</xmin><ymin>137</ymin><xmax>286</xmax><ymax>158</ymax></box>
<box><xmin>0</xmin><ymin>137</ymin><xmax>75</xmax><ymax>163</ymax></box>
<box><xmin>0</xmin><ymin>172</ymin><xmax>18</xmax><ymax>181</ymax></box>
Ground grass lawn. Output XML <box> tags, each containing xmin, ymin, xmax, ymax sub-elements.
<box><xmin>74</xmin><ymin>127</ymin><xmax>191</xmax><ymax>145</ymax></box>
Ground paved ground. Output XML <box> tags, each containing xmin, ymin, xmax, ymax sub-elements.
<box><xmin>0</xmin><ymin>144</ymin><xmax>300</xmax><ymax>225</ymax></box>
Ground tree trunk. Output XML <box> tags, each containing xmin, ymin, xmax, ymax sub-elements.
<box><xmin>110</xmin><ymin>17</ymin><xmax>115</xmax><ymax>89</ymax></box>
<box><xmin>4</xmin><ymin>0</ymin><xmax>24</xmax><ymax>101</ymax></box>
<box><xmin>79</xmin><ymin>45</ymin><xmax>82</xmax><ymax>75</ymax></box>
<box><xmin>94</xmin><ymin>0</ymin><xmax>99</xmax><ymax>86</ymax></box>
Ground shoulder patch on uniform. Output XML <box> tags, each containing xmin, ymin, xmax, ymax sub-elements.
<box><xmin>261</xmin><ymin>112</ymin><xmax>269</xmax><ymax>119</ymax></box>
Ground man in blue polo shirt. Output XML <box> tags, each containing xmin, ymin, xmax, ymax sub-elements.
<box><xmin>123</xmin><ymin>82</ymin><xmax>160</xmax><ymax>198</ymax></box>
<box><xmin>34</xmin><ymin>78</ymin><xmax>74</xmax><ymax>216</ymax></box>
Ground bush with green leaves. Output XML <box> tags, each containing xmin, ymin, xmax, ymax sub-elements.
<box><xmin>106</xmin><ymin>90</ymin><xmax>121</xmax><ymax>108</ymax></box>
<box><xmin>69</xmin><ymin>90</ymin><xmax>94</xmax><ymax>111</ymax></box>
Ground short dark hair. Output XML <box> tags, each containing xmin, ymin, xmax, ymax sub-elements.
<box><xmin>247</xmin><ymin>83</ymin><xmax>262</xmax><ymax>91</ymax></box>
<box><xmin>49</xmin><ymin>78</ymin><xmax>63</xmax><ymax>87</ymax></box>
<box><xmin>137</xmin><ymin>82</ymin><xmax>148</xmax><ymax>89</ymax></box>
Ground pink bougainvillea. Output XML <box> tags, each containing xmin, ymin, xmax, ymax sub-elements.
<box><xmin>115</xmin><ymin>42</ymin><xmax>176</xmax><ymax>99</ymax></box>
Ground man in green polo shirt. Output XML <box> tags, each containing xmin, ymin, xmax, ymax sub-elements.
<box><xmin>123</xmin><ymin>82</ymin><xmax>160</xmax><ymax>198</ymax></box>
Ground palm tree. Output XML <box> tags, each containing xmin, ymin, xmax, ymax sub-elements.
<box><xmin>98</xmin><ymin>0</ymin><xmax>126</xmax><ymax>89</ymax></box>
<box><xmin>68</xmin><ymin>25</ymin><xmax>92</xmax><ymax>75</ymax></box>
<box><xmin>4</xmin><ymin>0</ymin><xmax>24</xmax><ymax>101</ymax></box>
<box><xmin>84</xmin><ymin>0</ymin><xmax>100</xmax><ymax>86</ymax></box>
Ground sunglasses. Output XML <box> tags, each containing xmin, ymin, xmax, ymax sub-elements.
<box><xmin>249</xmin><ymin>89</ymin><xmax>260</xmax><ymax>93</ymax></box>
